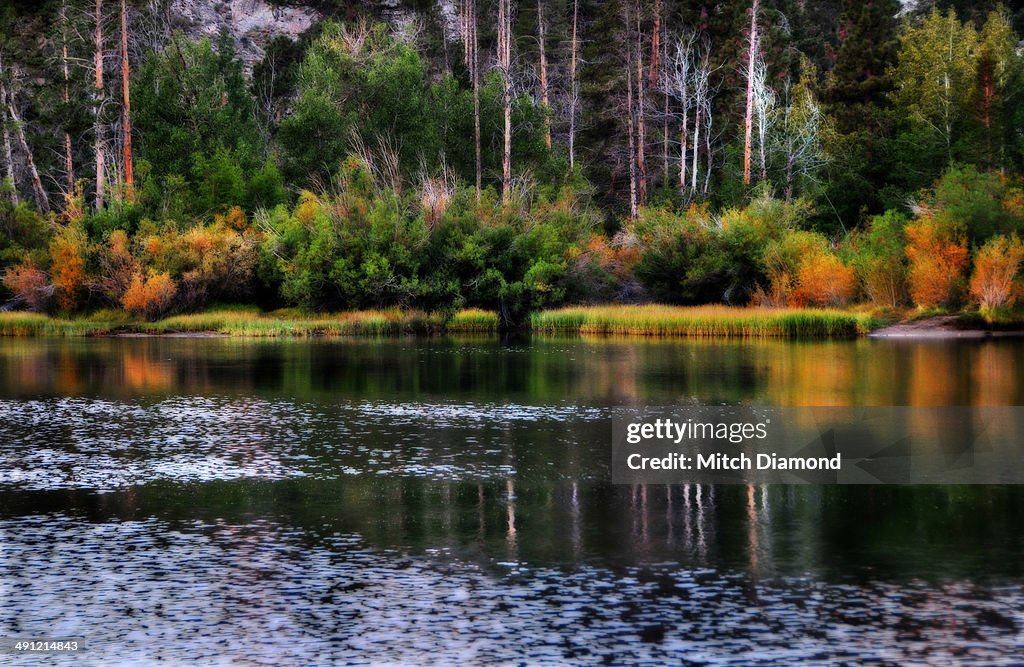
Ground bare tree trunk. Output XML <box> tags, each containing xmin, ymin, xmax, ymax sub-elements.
<box><xmin>0</xmin><ymin>77</ymin><xmax>18</xmax><ymax>206</ymax></box>
<box><xmin>537</xmin><ymin>0</ymin><xmax>550</xmax><ymax>150</ymax></box>
<box><xmin>649</xmin><ymin>0</ymin><xmax>661</xmax><ymax>84</ymax></box>
<box><xmin>461</xmin><ymin>0</ymin><xmax>470</xmax><ymax>68</ymax></box>
<box><xmin>680</xmin><ymin>119</ymin><xmax>687</xmax><ymax>194</ymax></box>
<box><xmin>95</xmin><ymin>0</ymin><xmax>106</xmax><ymax>210</ymax></box>
<box><xmin>568</xmin><ymin>0</ymin><xmax>579</xmax><ymax>170</ymax></box>
<box><xmin>785</xmin><ymin>154</ymin><xmax>795</xmax><ymax>201</ymax></box>
<box><xmin>660</xmin><ymin>6</ymin><xmax>668</xmax><ymax>184</ymax></box>
<box><xmin>0</xmin><ymin>55</ymin><xmax>48</xmax><ymax>212</ymax></box>
<box><xmin>61</xmin><ymin>0</ymin><xmax>75</xmax><ymax>197</ymax></box>
<box><xmin>691</xmin><ymin>105</ymin><xmax>700</xmax><ymax>193</ymax></box>
<box><xmin>471</xmin><ymin>0</ymin><xmax>481</xmax><ymax>200</ymax></box>
<box><xmin>635</xmin><ymin>0</ymin><xmax>646</xmax><ymax>205</ymax></box>
<box><xmin>677</xmin><ymin>40</ymin><xmax>690</xmax><ymax>194</ymax></box>
<box><xmin>625</xmin><ymin>3</ymin><xmax>638</xmax><ymax>221</ymax></box>
<box><xmin>498</xmin><ymin>0</ymin><xmax>513</xmax><ymax>204</ymax></box>
<box><xmin>703</xmin><ymin>104</ymin><xmax>713</xmax><ymax>196</ymax></box>
<box><xmin>121</xmin><ymin>0</ymin><xmax>133</xmax><ymax>202</ymax></box>
<box><xmin>743</xmin><ymin>0</ymin><xmax>759</xmax><ymax>187</ymax></box>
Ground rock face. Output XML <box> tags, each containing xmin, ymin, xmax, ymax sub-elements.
<box><xmin>169</xmin><ymin>0</ymin><xmax>321</xmax><ymax>72</ymax></box>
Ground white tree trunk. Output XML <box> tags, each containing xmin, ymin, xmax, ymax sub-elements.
<box><xmin>743</xmin><ymin>0</ymin><xmax>759</xmax><ymax>186</ymax></box>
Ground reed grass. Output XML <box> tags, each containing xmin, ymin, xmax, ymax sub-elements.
<box><xmin>447</xmin><ymin>308</ymin><xmax>500</xmax><ymax>333</ymax></box>
<box><xmin>146</xmin><ymin>308</ymin><xmax>447</xmax><ymax>337</ymax></box>
<box><xmin>530</xmin><ymin>305</ymin><xmax>877</xmax><ymax>338</ymax></box>
<box><xmin>0</xmin><ymin>307</ymin><xmax>451</xmax><ymax>337</ymax></box>
<box><xmin>0</xmin><ymin>312</ymin><xmax>121</xmax><ymax>337</ymax></box>
<box><xmin>0</xmin><ymin>305</ymin><xmax>882</xmax><ymax>339</ymax></box>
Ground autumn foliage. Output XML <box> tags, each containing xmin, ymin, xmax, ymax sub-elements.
<box><xmin>48</xmin><ymin>225</ymin><xmax>89</xmax><ymax>311</ymax></box>
<box><xmin>121</xmin><ymin>272</ymin><xmax>178</xmax><ymax>319</ymax></box>
<box><xmin>794</xmin><ymin>253</ymin><xmax>857</xmax><ymax>307</ymax></box>
<box><xmin>904</xmin><ymin>217</ymin><xmax>969</xmax><ymax>308</ymax></box>
<box><xmin>969</xmin><ymin>235</ymin><xmax>1024</xmax><ymax>316</ymax></box>
<box><xmin>2</xmin><ymin>262</ymin><xmax>51</xmax><ymax>312</ymax></box>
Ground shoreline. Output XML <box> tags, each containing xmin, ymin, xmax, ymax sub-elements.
<box><xmin>1</xmin><ymin>308</ymin><xmax>1021</xmax><ymax>340</ymax></box>
<box><xmin>869</xmin><ymin>315</ymin><xmax>1024</xmax><ymax>339</ymax></box>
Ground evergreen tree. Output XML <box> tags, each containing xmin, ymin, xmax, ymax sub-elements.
<box><xmin>818</xmin><ymin>0</ymin><xmax>900</xmax><ymax>229</ymax></box>
<box><xmin>825</xmin><ymin>0</ymin><xmax>900</xmax><ymax>134</ymax></box>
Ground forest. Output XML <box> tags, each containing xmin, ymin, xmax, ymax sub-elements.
<box><xmin>1</xmin><ymin>0</ymin><xmax>1024</xmax><ymax>325</ymax></box>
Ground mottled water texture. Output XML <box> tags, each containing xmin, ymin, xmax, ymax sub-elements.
<box><xmin>1</xmin><ymin>337</ymin><xmax>1022</xmax><ymax>665</ymax></box>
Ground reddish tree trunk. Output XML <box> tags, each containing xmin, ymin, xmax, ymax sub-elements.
<box><xmin>635</xmin><ymin>0</ymin><xmax>646</xmax><ymax>204</ymax></box>
<box><xmin>95</xmin><ymin>0</ymin><xmax>106</xmax><ymax>210</ymax></box>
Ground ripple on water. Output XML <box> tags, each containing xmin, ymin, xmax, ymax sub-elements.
<box><xmin>0</xmin><ymin>514</ymin><xmax>1021</xmax><ymax>666</ymax></box>
<box><xmin>0</xmin><ymin>397</ymin><xmax>609</xmax><ymax>492</ymax></box>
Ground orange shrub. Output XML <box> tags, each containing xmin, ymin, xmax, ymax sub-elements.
<box><xmin>969</xmin><ymin>235</ymin><xmax>1024</xmax><ymax>315</ymax></box>
<box><xmin>49</xmin><ymin>225</ymin><xmax>90</xmax><ymax>311</ymax></box>
<box><xmin>2</xmin><ymin>262</ymin><xmax>51</xmax><ymax>312</ymax></box>
<box><xmin>96</xmin><ymin>230</ymin><xmax>139</xmax><ymax>303</ymax></box>
<box><xmin>794</xmin><ymin>253</ymin><xmax>857</xmax><ymax>307</ymax></box>
<box><xmin>121</xmin><ymin>272</ymin><xmax>177</xmax><ymax>319</ymax></box>
<box><xmin>225</xmin><ymin>205</ymin><xmax>248</xmax><ymax>231</ymax></box>
<box><xmin>759</xmin><ymin>230</ymin><xmax>831</xmax><ymax>307</ymax></box>
<box><xmin>905</xmin><ymin>217</ymin><xmax>969</xmax><ymax>308</ymax></box>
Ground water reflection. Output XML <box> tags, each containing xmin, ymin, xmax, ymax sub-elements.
<box><xmin>2</xmin><ymin>482</ymin><xmax>1022</xmax><ymax>665</ymax></box>
<box><xmin>1</xmin><ymin>337</ymin><xmax>1023</xmax><ymax>664</ymax></box>
<box><xmin>1</xmin><ymin>336</ymin><xmax>1023</xmax><ymax>405</ymax></box>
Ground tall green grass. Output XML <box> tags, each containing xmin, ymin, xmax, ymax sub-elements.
<box><xmin>0</xmin><ymin>307</ymin><xmax>497</xmax><ymax>337</ymax></box>
<box><xmin>447</xmin><ymin>308</ymin><xmax>500</xmax><ymax>333</ymax></box>
<box><xmin>530</xmin><ymin>305</ymin><xmax>877</xmax><ymax>338</ymax></box>
<box><xmin>0</xmin><ymin>305</ymin><xmax>880</xmax><ymax>339</ymax></box>
<box><xmin>0</xmin><ymin>312</ymin><xmax>123</xmax><ymax>337</ymax></box>
<box><xmin>145</xmin><ymin>308</ymin><xmax>447</xmax><ymax>337</ymax></box>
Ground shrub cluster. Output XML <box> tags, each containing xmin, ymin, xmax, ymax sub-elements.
<box><xmin>2</xmin><ymin>165</ymin><xmax>1024</xmax><ymax>323</ymax></box>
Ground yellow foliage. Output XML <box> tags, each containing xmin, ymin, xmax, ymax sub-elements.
<box><xmin>49</xmin><ymin>226</ymin><xmax>89</xmax><ymax>311</ymax></box>
<box><xmin>970</xmin><ymin>235</ymin><xmax>1024</xmax><ymax>315</ymax></box>
<box><xmin>794</xmin><ymin>253</ymin><xmax>857</xmax><ymax>307</ymax></box>
<box><xmin>905</xmin><ymin>217</ymin><xmax>969</xmax><ymax>308</ymax></box>
<box><xmin>121</xmin><ymin>272</ymin><xmax>178</xmax><ymax>319</ymax></box>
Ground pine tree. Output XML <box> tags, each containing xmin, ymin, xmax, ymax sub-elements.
<box><xmin>825</xmin><ymin>0</ymin><xmax>900</xmax><ymax>134</ymax></box>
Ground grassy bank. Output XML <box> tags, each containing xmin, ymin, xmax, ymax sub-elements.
<box><xmin>0</xmin><ymin>305</ymin><xmax>882</xmax><ymax>338</ymax></box>
<box><xmin>143</xmin><ymin>308</ymin><xmax>450</xmax><ymax>337</ymax></box>
<box><xmin>0</xmin><ymin>308</ymin><xmax>446</xmax><ymax>337</ymax></box>
<box><xmin>531</xmin><ymin>305</ymin><xmax>879</xmax><ymax>337</ymax></box>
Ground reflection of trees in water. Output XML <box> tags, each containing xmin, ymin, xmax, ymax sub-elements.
<box><xmin>1</xmin><ymin>338</ymin><xmax>1021</xmax><ymax>405</ymax></box>
<box><xmin>5</xmin><ymin>480</ymin><xmax>1023</xmax><ymax>579</ymax></box>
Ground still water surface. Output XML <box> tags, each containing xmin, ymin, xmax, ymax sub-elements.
<box><xmin>0</xmin><ymin>336</ymin><xmax>1022</xmax><ymax>665</ymax></box>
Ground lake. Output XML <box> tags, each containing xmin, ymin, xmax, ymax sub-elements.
<box><xmin>1</xmin><ymin>336</ymin><xmax>1022</xmax><ymax>665</ymax></box>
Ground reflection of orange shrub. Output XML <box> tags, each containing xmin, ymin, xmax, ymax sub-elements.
<box><xmin>794</xmin><ymin>253</ymin><xmax>857</xmax><ymax>307</ymax></box>
<box><xmin>2</xmin><ymin>263</ymin><xmax>51</xmax><ymax>312</ymax></box>
<box><xmin>49</xmin><ymin>226</ymin><xmax>89</xmax><ymax>311</ymax></box>
<box><xmin>123</xmin><ymin>352</ymin><xmax>174</xmax><ymax>390</ymax></box>
<box><xmin>970</xmin><ymin>235</ymin><xmax>1024</xmax><ymax>315</ymax></box>
<box><xmin>905</xmin><ymin>218</ymin><xmax>969</xmax><ymax>308</ymax></box>
<box><xmin>121</xmin><ymin>272</ymin><xmax>177</xmax><ymax>319</ymax></box>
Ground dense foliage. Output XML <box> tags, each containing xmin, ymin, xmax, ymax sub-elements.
<box><xmin>2</xmin><ymin>2</ymin><xmax>1024</xmax><ymax>323</ymax></box>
